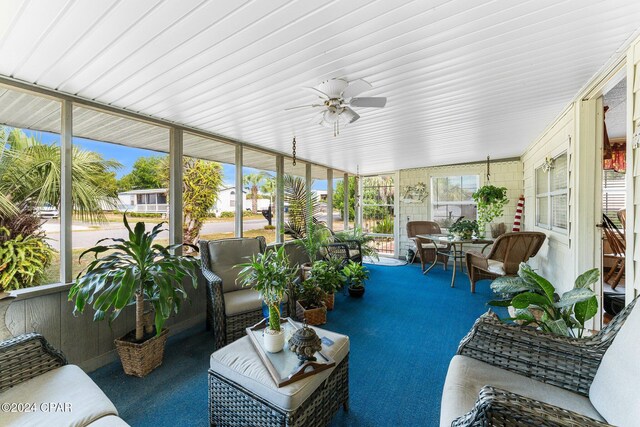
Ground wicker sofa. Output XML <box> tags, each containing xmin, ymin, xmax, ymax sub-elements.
<box><xmin>440</xmin><ymin>298</ymin><xmax>639</xmax><ymax>426</ymax></box>
<box><xmin>0</xmin><ymin>333</ymin><xmax>129</xmax><ymax>426</ymax></box>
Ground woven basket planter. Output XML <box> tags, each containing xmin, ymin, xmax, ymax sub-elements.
<box><xmin>296</xmin><ymin>300</ymin><xmax>327</xmax><ymax>325</ymax></box>
<box><xmin>324</xmin><ymin>293</ymin><xmax>335</xmax><ymax>311</ymax></box>
<box><xmin>115</xmin><ymin>328</ymin><xmax>168</xmax><ymax>377</ymax></box>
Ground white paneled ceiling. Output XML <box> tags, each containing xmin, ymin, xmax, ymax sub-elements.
<box><xmin>1</xmin><ymin>0</ymin><xmax>640</xmax><ymax>174</ymax></box>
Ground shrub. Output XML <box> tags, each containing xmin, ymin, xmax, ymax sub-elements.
<box><xmin>372</xmin><ymin>217</ymin><xmax>393</xmax><ymax>234</ymax></box>
<box><xmin>128</xmin><ymin>212</ymin><xmax>163</xmax><ymax>218</ymax></box>
<box><xmin>220</xmin><ymin>211</ymin><xmax>235</xmax><ymax>218</ymax></box>
<box><xmin>264</xmin><ymin>225</ymin><xmax>275</xmax><ymax>230</ymax></box>
<box><xmin>0</xmin><ymin>227</ymin><xmax>54</xmax><ymax>291</ymax></box>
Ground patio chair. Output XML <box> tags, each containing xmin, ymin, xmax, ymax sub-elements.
<box><xmin>266</xmin><ymin>240</ymin><xmax>310</xmax><ymax>313</ymax></box>
<box><xmin>441</xmin><ymin>297</ymin><xmax>639</xmax><ymax>427</ymax></box>
<box><xmin>199</xmin><ymin>236</ymin><xmax>289</xmax><ymax>350</ymax></box>
<box><xmin>602</xmin><ymin>214</ymin><xmax>625</xmax><ymax>289</ymax></box>
<box><xmin>406</xmin><ymin>221</ymin><xmax>450</xmax><ymax>271</ymax></box>
<box><xmin>322</xmin><ymin>229</ymin><xmax>363</xmax><ymax>265</ymax></box>
<box><xmin>465</xmin><ymin>231</ymin><xmax>546</xmax><ymax>293</ymax></box>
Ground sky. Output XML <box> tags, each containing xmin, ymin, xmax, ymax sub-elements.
<box><xmin>21</xmin><ymin>129</ymin><xmax>329</xmax><ymax>190</ymax></box>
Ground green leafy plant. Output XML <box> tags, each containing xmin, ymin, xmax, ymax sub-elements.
<box><xmin>307</xmin><ymin>258</ymin><xmax>345</xmax><ymax>295</ymax></box>
<box><xmin>333</xmin><ymin>227</ymin><xmax>379</xmax><ymax>261</ymax></box>
<box><xmin>283</xmin><ymin>174</ymin><xmax>322</xmax><ymax>238</ymax></box>
<box><xmin>296</xmin><ymin>278</ymin><xmax>327</xmax><ymax>309</ymax></box>
<box><xmin>372</xmin><ymin>216</ymin><xmax>394</xmax><ymax>234</ymax></box>
<box><xmin>489</xmin><ymin>263</ymin><xmax>599</xmax><ymax>338</ymax></box>
<box><xmin>296</xmin><ymin>221</ymin><xmax>330</xmax><ymax>262</ymax></box>
<box><xmin>236</xmin><ymin>245</ymin><xmax>296</xmax><ymax>332</ymax></box>
<box><xmin>69</xmin><ymin>215</ymin><xmax>200</xmax><ymax>342</ymax></box>
<box><xmin>0</xmin><ymin>227</ymin><xmax>54</xmax><ymax>291</ymax></box>
<box><xmin>448</xmin><ymin>219</ymin><xmax>479</xmax><ymax>239</ymax></box>
<box><xmin>472</xmin><ymin>185</ymin><xmax>508</xmax><ymax>234</ymax></box>
<box><xmin>342</xmin><ymin>261</ymin><xmax>370</xmax><ymax>289</ymax></box>
<box><xmin>220</xmin><ymin>211</ymin><xmax>234</xmax><ymax>218</ymax></box>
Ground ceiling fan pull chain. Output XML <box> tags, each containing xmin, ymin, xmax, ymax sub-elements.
<box><xmin>292</xmin><ymin>137</ymin><xmax>297</xmax><ymax>166</ymax></box>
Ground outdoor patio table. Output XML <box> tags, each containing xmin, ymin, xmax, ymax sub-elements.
<box><xmin>416</xmin><ymin>233</ymin><xmax>493</xmax><ymax>288</ymax></box>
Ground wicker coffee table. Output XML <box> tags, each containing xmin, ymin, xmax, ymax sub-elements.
<box><xmin>208</xmin><ymin>323</ymin><xmax>349</xmax><ymax>427</ymax></box>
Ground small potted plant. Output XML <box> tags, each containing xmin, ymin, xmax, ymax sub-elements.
<box><xmin>448</xmin><ymin>219</ymin><xmax>479</xmax><ymax>240</ymax></box>
<box><xmin>343</xmin><ymin>260</ymin><xmax>370</xmax><ymax>298</ymax></box>
<box><xmin>69</xmin><ymin>215</ymin><xmax>199</xmax><ymax>377</ymax></box>
<box><xmin>472</xmin><ymin>185</ymin><xmax>508</xmax><ymax>237</ymax></box>
<box><xmin>236</xmin><ymin>245</ymin><xmax>296</xmax><ymax>353</ymax></box>
<box><xmin>296</xmin><ymin>222</ymin><xmax>330</xmax><ymax>277</ymax></box>
<box><xmin>307</xmin><ymin>258</ymin><xmax>344</xmax><ymax>310</ymax></box>
<box><xmin>295</xmin><ymin>279</ymin><xmax>327</xmax><ymax>325</ymax></box>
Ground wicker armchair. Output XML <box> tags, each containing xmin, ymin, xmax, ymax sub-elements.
<box><xmin>199</xmin><ymin>236</ymin><xmax>289</xmax><ymax>350</ymax></box>
<box><xmin>323</xmin><ymin>229</ymin><xmax>363</xmax><ymax>266</ymax></box>
<box><xmin>441</xmin><ymin>298</ymin><xmax>639</xmax><ymax>427</ymax></box>
<box><xmin>465</xmin><ymin>231</ymin><xmax>546</xmax><ymax>292</ymax></box>
<box><xmin>406</xmin><ymin>221</ymin><xmax>450</xmax><ymax>271</ymax></box>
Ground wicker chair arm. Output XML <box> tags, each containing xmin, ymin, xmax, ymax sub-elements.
<box><xmin>341</xmin><ymin>239</ymin><xmax>362</xmax><ymax>253</ymax></box>
<box><xmin>457</xmin><ymin>312</ymin><xmax>605</xmax><ymax>396</ymax></box>
<box><xmin>465</xmin><ymin>250</ymin><xmax>488</xmax><ymax>270</ymax></box>
<box><xmin>452</xmin><ymin>386</ymin><xmax>612</xmax><ymax>427</ymax></box>
<box><xmin>323</xmin><ymin>243</ymin><xmax>351</xmax><ymax>263</ymax></box>
<box><xmin>0</xmin><ymin>333</ymin><xmax>67</xmax><ymax>393</ymax></box>
<box><xmin>201</xmin><ymin>265</ymin><xmax>223</xmax><ymax>288</ymax></box>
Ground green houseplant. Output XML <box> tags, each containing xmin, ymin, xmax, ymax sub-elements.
<box><xmin>343</xmin><ymin>260</ymin><xmax>370</xmax><ymax>298</ymax></box>
<box><xmin>472</xmin><ymin>185</ymin><xmax>508</xmax><ymax>236</ymax></box>
<box><xmin>489</xmin><ymin>263</ymin><xmax>599</xmax><ymax>338</ymax></box>
<box><xmin>0</xmin><ymin>226</ymin><xmax>54</xmax><ymax>291</ymax></box>
<box><xmin>334</xmin><ymin>227</ymin><xmax>380</xmax><ymax>261</ymax></box>
<box><xmin>307</xmin><ymin>258</ymin><xmax>345</xmax><ymax>310</ymax></box>
<box><xmin>295</xmin><ymin>277</ymin><xmax>327</xmax><ymax>325</ymax></box>
<box><xmin>69</xmin><ymin>215</ymin><xmax>199</xmax><ymax>377</ymax></box>
<box><xmin>236</xmin><ymin>245</ymin><xmax>296</xmax><ymax>353</ymax></box>
<box><xmin>448</xmin><ymin>219</ymin><xmax>479</xmax><ymax>240</ymax></box>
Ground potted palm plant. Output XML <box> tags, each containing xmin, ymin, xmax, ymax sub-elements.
<box><xmin>236</xmin><ymin>245</ymin><xmax>296</xmax><ymax>353</ymax></box>
<box><xmin>69</xmin><ymin>215</ymin><xmax>199</xmax><ymax>377</ymax></box>
<box><xmin>296</xmin><ymin>221</ymin><xmax>330</xmax><ymax>277</ymax></box>
<box><xmin>472</xmin><ymin>185</ymin><xmax>508</xmax><ymax>237</ymax></box>
<box><xmin>307</xmin><ymin>258</ymin><xmax>344</xmax><ymax>310</ymax></box>
<box><xmin>295</xmin><ymin>279</ymin><xmax>327</xmax><ymax>325</ymax></box>
<box><xmin>343</xmin><ymin>260</ymin><xmax>370</xmax><ymax>297</ymax></box>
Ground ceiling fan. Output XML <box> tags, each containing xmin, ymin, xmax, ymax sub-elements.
<box><xmin>286</xmin><ymin>78</ymin><xmax>387</xmax><ymax>135</ymax></box>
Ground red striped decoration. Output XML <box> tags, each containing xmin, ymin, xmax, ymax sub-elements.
<box><xmin>512</xmin><ymin>196</ymin><xmax>524</xmax><ymax>232</ymax></box>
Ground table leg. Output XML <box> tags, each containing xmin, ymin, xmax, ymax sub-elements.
<box><xmin>451</xmin><ymin>243</ymin><xmax>457</xmax><ymax>287</ymax></box>
<box><xmin>423</xmin><ymin>240</ymin><xmax>439</xmax><ymax>275</ymax></box>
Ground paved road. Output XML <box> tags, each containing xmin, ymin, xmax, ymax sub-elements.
<box><xmin>44</xmin><ymin>219</ymin><xmax>269</xmax><ymax>250</ymax></box>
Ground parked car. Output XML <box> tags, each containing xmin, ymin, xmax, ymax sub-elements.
<box><xmin>35</xmin><ymin>204</ymin><xmax>59</xmax><ymax>219</ymax></box>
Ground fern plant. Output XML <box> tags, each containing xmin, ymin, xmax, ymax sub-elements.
<box><xmin>0</xmin><ymin>227</ymin><xmax>54</xmax><ymax>291</ymax></box>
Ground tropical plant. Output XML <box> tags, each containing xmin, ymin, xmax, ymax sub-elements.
<box><xmin>342</xmin><ymin>260</ymin><xmax>369</xmax><ymax>289</ymax></box>
<box><xmin>236</xmin><ymin>245</ymin><xmax>295</xmax><ymax>332</ymax></box>
<box><xmin>448</xmin><ymin>219</ymin><xmax>478</xmax><ymax>239</ymax></box>
<box><xmin>244</xmin><ymin>172</ymin><xmax>267</xmax><ymax>214</ymax></box>
<box><xmin>296</xmin><ymin>278</ymin><xmax>326</xmax><ymax>309</ymax></box>
<box><xmin>69</xmin><ymin>215</ymin><xmax>199</xmax><ymax>342</ymax></box>
<box><xmin>334</xmin><ymin>176</ymin><xmax>357</xmax><ymax>221</ymax></box>
<box><xmin>489</xmin><ymin>263</ymin><xmax>599</xmax><ymax>338</ymax></box>
<box><xmin>182</xmin><ymin>158</ymin><xmax>223</xmax><ymax>247</ymax></box>
<box><xmin>472</xmin><ymin>185</ymin><xmax>508</xmax><ymax>234</ymax></box>
<box><xmin>307</xmin><ymin>258</ymin><xmax>345</xmax><ymax>295</ymax></box>
<box><xmin>334</xmin><ymin>227</ymin><xmax>379</xmax><ymax>261</ymax></box>
<box><xmin>296</xmin><ymin>221</ymin><xmax>330</xmax><ymax>262</ymax></box>
<box><xmin>0</xmin><ymin>127</ymin><xmax>122</xmax><ymax>223</ymax></box>
<box><xmin>0</xmin><ymin>227</ymin><xmax>54</xmax><ymax>291</ymax></box>
<box><xmin>372</xmin><ymin>216</ymin><xmax>394</xmax><ymax>234</ymax></box>
<box><xmin>283</xmin><ymin>174</ymin><xmax>322</xmax><ymax>238</ymax></box>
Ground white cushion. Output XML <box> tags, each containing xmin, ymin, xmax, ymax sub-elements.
<box><xmin>0</xmin><ymin>365</ymin><xmax>120</xmax><ymax>427</ymax></box>
<box><xmin>440</xmin><ymin>355</ymin><xmax>604</xmax><ymax>427</ymax></box>
<box><xmin>224</xmin><ymin>289</ymin><xmax>289</xmax><ymax>316</ymax></box>
<box><xmin>486</xmin><ymin>259</ymin><xmax>505</xmax><ymax>275</ymax></box>
<box><xmin>590</xmin><ymin>302</ymin><xmax>640</xmax><ymax>427</ymax></box>
<box><xmin>210</xmin><ymin>323</ymin><xmax>349</xmax><ymax>411</ymax></box>
<box><xmin>88</xmin><ymin>415</ymin><xmax>130</xmax><ymax>426</ymax></box>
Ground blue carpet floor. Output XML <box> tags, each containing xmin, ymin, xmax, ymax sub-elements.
<box><xmin>90</xmin><ymin>263</ymin><xmax>504</xmax><ymax>427</ymax></box>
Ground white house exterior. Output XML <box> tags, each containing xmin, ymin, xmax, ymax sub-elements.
<box><xmin>212</xmin><ymin>186</ymin><xmax>271</xmax><ymax>215</ymax></box>
<box><xmin>117</xmin><ymin>188</ymin><xmax>168</xmax><ymax>214</ymax></box>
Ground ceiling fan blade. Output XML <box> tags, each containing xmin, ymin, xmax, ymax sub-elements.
<box><xmin>342</xmin><ymin>79</ymin><xmax>372</xmax><ymax>99</ymax></box>
<box><xmin>284</xmin><ymin>104</ymin><xmax>323</xmax><ymax>111</ymax></box>
<box><xmin>303</xmin><ymin>86</ymin><xmax>329</xmax><ymax>99</ymax></box>
<box><xmin>349</xmin><ymin>97</ymin><xmax>387</xmax><ymax>108</ymax></box>
<box><xmin>316</xmin><ymin>78</ymin><xmax>349</xmax><ymax>98</ymax></box>
<box><xmin>341</xmin><ymin>107</ymin><xmax>360</xmax><ymax>124</ymax></box>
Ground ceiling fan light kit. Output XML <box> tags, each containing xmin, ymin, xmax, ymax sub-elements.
<box><xmin>286</xmin><ymin>78</ymin><xmax>387</xmax><ymax>136</ymax></box>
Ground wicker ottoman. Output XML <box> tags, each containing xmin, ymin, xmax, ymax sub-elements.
<box><xmin>208</xmin><ymin>325</ymin><xmax>349</xmax><ymax>427</ymax></box>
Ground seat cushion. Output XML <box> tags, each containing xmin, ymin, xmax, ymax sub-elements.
<box><xmin>87</xmin><ymin>415</ymin><xmax>130</xmax><ymax>426</ymax></box>
<box><xmin>0</xmin><ymin>365</ymin><xmax>119</xmax><ymax>427</ymax></box>
<box><xmin>486</xmin><ymin>259</ymin><xmax>505</xmax><ymax>275</ymax></box>
<box><xmin>224</xmin><ymin>289</ymin><xmax>289</xmax><ymax>317</ymax></box>
<box><xmin>440</xmin><ymin>355</ymin><xmax>604</xmax><ymax>427</ymax></box>
<box><xmin>590</xmin><ymin>302</ymin><xmax>640</xmax><ymax>427</ymax></box>
<box><xmin>205</xmin><ymin>238</ymin><xmax>263</xmax><ymax>292</ymax></box>
<box><xmin>210</xmin><ymin>323</ymin><xmax>349</xmax><ymax>411</ymax></box>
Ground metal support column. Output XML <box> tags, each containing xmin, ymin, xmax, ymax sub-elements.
<box><xmin>326</xmin><ymin>169</ymin><xmax>333</xmax><ymax>230</ymax></box>
<box><xmin>276</xmin><ymin>155</ymin><xmax>285</xmax><ymax>243</ymax></box>
<box><xmin>343</xmin><ymin>173</ymin><xmax>349</xmax><ymax>230</ymax></box>
<box><xmin>60</xmin><ymin>100</ymin><xmax>73</xmax><ymax>284</ymax></box>
<box><xmin>306</xmin><ymin>163</ymin><xmax>313</xmax><ymax>235</ymax></box>
<box><xmin>235</xmin><ymin>145</ymin><xmax>243</xmax><ymax>237</ymax></box>
<box><xmin>169</xmin><ymin>128</ymin><xmax>183</xmax><ymax>254</ymax></box>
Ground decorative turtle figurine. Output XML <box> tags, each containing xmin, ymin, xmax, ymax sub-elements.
<box><xmin>288</xmin><ymin>320</ymin><xmax>322</xmax><ymax>361</ymax></box>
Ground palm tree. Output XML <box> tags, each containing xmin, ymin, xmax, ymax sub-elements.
<box><xmin>283</xmin><ymin>174</ymin><xmax>322</xmax><ymax>238</ymax></box>
<box><xmin>243</xmin><ymin>172</ymin><xmax>266</xmax><ymax>214</ymax></box>
<box><xmin>0</xmin><ymin>127</ymin><xmax>122</xmax><ymax>223</ymax></box>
